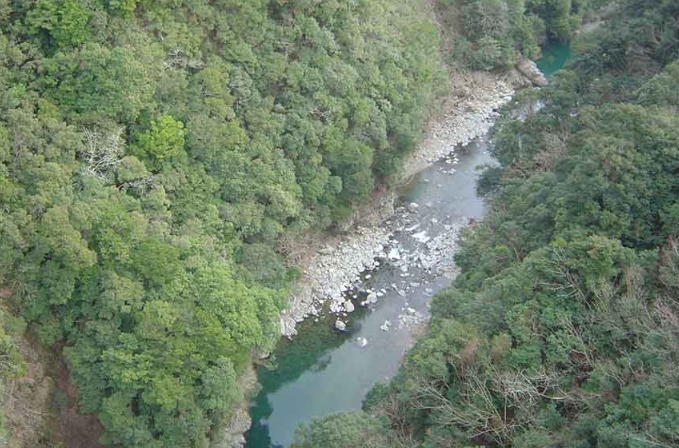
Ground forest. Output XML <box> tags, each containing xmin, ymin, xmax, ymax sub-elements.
<box><xmin>0</xmin><ymin>0</ymin><xmax>655</xmax><ymax>447</ymax></box>
<box><xmin>291</xmin><ymin>1</ymin><xmax>679</xmax><ymax>448</ymax></box>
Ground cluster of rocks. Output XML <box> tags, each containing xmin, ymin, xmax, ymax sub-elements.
<box><xmin>281</xmin><ymin>195</ymin><xmax>466</xmax><ymax>337</ymax></box>
<box><xmin>420</xmin><ymin>225</ymin><xmax>463</xmax><ymax>276</ymax></box>
<box><xmin>401</xmin><ymin>71</ymin><xmax>514</xmax><ymax>179</ymax></box>
<box><xmin>388</xmin><ymin>205</ymin><xmax>463</xmax><ymax>278</ymax></box>
<box><xmin>516</xmin><ymin>59</ymin><xmax>548</xmax><ymax>87</ymax></box>
<box><xmin>280</xmin><ymin>227</ymin><xmax>391</xmax><ymax>337</ymax></box>
<box><xmin>396</xmin><ymin>306</ymin><xmax>426</xmax><ymax>330</ymax></box>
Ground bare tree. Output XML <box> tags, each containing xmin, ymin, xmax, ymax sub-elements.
<box><xmin>79</xmin><ymin>127</ymin><xmax>125</xmax><ymax>183</ymax></box>
<box><xmin>411</xmin><ymin>367</ymin><xmax>516</xmax><ymax>446</ymax></box>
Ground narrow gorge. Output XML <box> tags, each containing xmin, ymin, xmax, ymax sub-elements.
<box><xmin>239</xmin><ymin>49</ymin><xmax>569</xmax><ymax>448</ymax></box>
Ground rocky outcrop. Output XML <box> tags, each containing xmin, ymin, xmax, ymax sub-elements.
<box><xmin>211</xmin><ymin>367</ymin><xmax>257</xmax><ymax>448</ymax></box>
<box><xmin>280</xmin><ymin>226</ymin><xmax>391</xmax><ymax>337</ymax></box>
<box><xmin>211</xmin><ymin>409</ymin><xmax>251</xmax><ymax>448</ymax></box>
<box><xmin>516</xmin><ymin>59</ymin><xmax>548</xmax><ymax>87</ymax></box>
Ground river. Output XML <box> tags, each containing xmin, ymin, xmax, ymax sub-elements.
<box><xmin>244</xmin><ymin>46</ymin><xmax>569</xmax><ymax>448</ymax></box>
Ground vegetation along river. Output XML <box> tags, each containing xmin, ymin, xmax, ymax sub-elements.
<box><xmin>245</xmin><ymin>47</ymin><xmax>569</xmax><ymax>448</ymax></box>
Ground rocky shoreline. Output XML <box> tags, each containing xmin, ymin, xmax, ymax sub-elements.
<box><xmin>400</xmin><ymin>70</ymin><xmax>515</xmax><ymax>181</ymax></box>
<box><xmin>280</xmin><ymin>226</ymin><xmax>392</xmax><ymax>336</ymax></box>
<box><xmin>279</xmin><ymin>67</ymin><xmax>527</xmax><ymax>338</ymax></box>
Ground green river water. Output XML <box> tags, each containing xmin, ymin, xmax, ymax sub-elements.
<box><xmin>244</xmin><ymin>42</ymin><xmax>570</xmax><ymax>448</ymax></box>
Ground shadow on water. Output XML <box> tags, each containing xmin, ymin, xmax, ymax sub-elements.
<box><xmin>537</xmin><ymin>41</ymin><xmax>572</xmax><ymax>78</ymax></box>
<box><xmin>245</xmin><ymin>310</ymin><xmax>362</xmax><ymax>448</ymax></box>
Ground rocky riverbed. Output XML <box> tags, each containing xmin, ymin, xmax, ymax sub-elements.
<box><xmin>401</xmin><ymin>70</ymin><xmax>515</xmax><ymax>180</ymax></box>
<box><xmin>242</xmin><ymin>49</ymin><xmax>560</xmax><ymax>448</ymax></box>
<box><xmin>280</xmin><ymin>69</ymin><xmax>519</xmax><ymax>338</ymax></box>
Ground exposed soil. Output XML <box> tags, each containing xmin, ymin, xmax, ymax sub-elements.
<box><xmin>1</xmin><ymin>287</ymin><xmax>104</xmax><ymax>448</ymax></box>
<box><xmin>52</xmin><ymin>343</ymin><xmax>106</xmax><ymax>448</ymax></box>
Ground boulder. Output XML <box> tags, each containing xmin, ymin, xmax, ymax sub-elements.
<box><xmin>335</xmin><ymin>319</ymin><xmax>347</xmax><ymax>331</ymax></box>
<box><xmin>407</xmin><ymin>202</ymin><xmax>419</xmax><ymax>213</ymax></box>
<box><xmin>388</xmin><ymin>247</ymin><xmax>401</xmax><ymax>260</ymax></box>
<box><xmin>318</xmin><ymin>246</ymin><xmax>334</xmax><ymax>255</ymax></box>
<box><xmin>344</xmin><ymin>300</ymin><xmax>355</xmax><ymax>313</ymax></box>
<box><xmin>516</xmin><ymin>59</ymin><xmax>548</xmax><ymax>87</ymax></box>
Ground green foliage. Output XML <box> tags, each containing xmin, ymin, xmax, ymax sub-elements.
<box><xmin>133</xmin><ymin>115</ymin><xmax>186</xmax><ymax>166</ymax></box>
<box><xmin>0</xmin><ymin>309</ymin><xmax>27</xmax><ymax>443</ymax></box>
<box><xmin>107</xmin><ymin>0</ymin><xmax>138</xmax><ymax>15</ymax></box>
<box><xmin>291</xmin><ymin>412</ymin><xmax>390</xmax><ymax>448</ymax></box>
<box><xmin>0</xmin><ymin>0</ymin><xmax>445</xmax><ymax>446</ymax></box>
<box><xmin>449</xmin><ymin>0</ymin><xmax>598</xmax><ymax>70</ymax></box>
<box><xmin>27</xmin><ymin>0</ymin><xmax>92</xmax><ymax>48</ymax></box>
<box><xmin>42</xmin><ymin>43</ymin><xmax>159</xmax><ymax>124</ymax></box>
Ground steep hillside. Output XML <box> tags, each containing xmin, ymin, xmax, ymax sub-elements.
<box><xmin>0</xmin><ymin>1</ymin><xmax>445</xmax><ymax>446</ymax></box>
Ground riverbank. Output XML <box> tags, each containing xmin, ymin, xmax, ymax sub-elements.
<box><xmin>216</xmin><ymin>66</ymin><xmax>522</xmax><ymax>448</ymax></box>
<box><xmin>278</xmin><ymin>66</ymin><xmax>531</xmax><ymax>338</ymax></box>
<box><xmin>246</xmin><ymin>123</ymin><xmax>500</xmax><ymax>448</ymax></box>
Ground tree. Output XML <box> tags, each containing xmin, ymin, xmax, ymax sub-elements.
<box><xmin>27</xmin><ymin>0</ymin><xmax>92</xmax><ymax>48</ymax></box>
<box><xmin>133</xmin><ymin>115</ymin><xmax>186</xmax><ymax>166</ymax></box>
<box><xmin>291</xmin><ymin>412</ymin><xmax>390</xmax><ymax>448</ymax></box>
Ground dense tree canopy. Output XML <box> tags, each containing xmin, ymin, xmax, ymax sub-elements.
<box><xmin>448</xmin><ymin>0</ymin><xmax>611</xmax><ymax>69</ymax></box>
<box><xmin>0</xmin><ymin>0</ymin><xmax>448</xmax><ymax>446</ymax></box>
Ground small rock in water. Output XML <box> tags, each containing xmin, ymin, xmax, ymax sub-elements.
<box><xmin>365</xmin><ymin>274</ymin><xmax>371</xmax><ymax>279</ymax></box>
<box><xmin>388</xmin><ymin>247</ymin><xmax>401</xmax><ymax>260</ymax></box>
<box><xmin>407</xmin><ymin>307</ymin><xmax>416</xmax><ymax>314</ymax></box>
<box><xmin>412</xmin><ymin>230</ymin><xmax>430</xmax><ymax>243</ymax></box>
<box><xmin>405</xmin><ymin>223</ymin><xmax>420</xmax><ymax>233</ymax></box>
<box><xmin>335</xmin><ymin>320</ymin><xmax>347</xmax><ymax>331</ymax></box>
<box><xmin>344</xmin><ymin>300</ymin><xmax>355</xmax><ymax>313</ymax></box>
<box><xmin>367</xmin><ymin>292</ymin><xmax>378</xmax><ymax>303</ymax></box>
<box><xmin>356</xmin><ymin>337</ymin><xmax>368</xmax><ymax>347</ymax></box>
<box><xmin>380</xmin><ymin>320</ymin><xmax>392</xmax><ymax>331</ymax></box>
<box><xmin>407</xmin><ymin>202</ymin><xmax>419</xmax><ymax>213</ymax></box>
